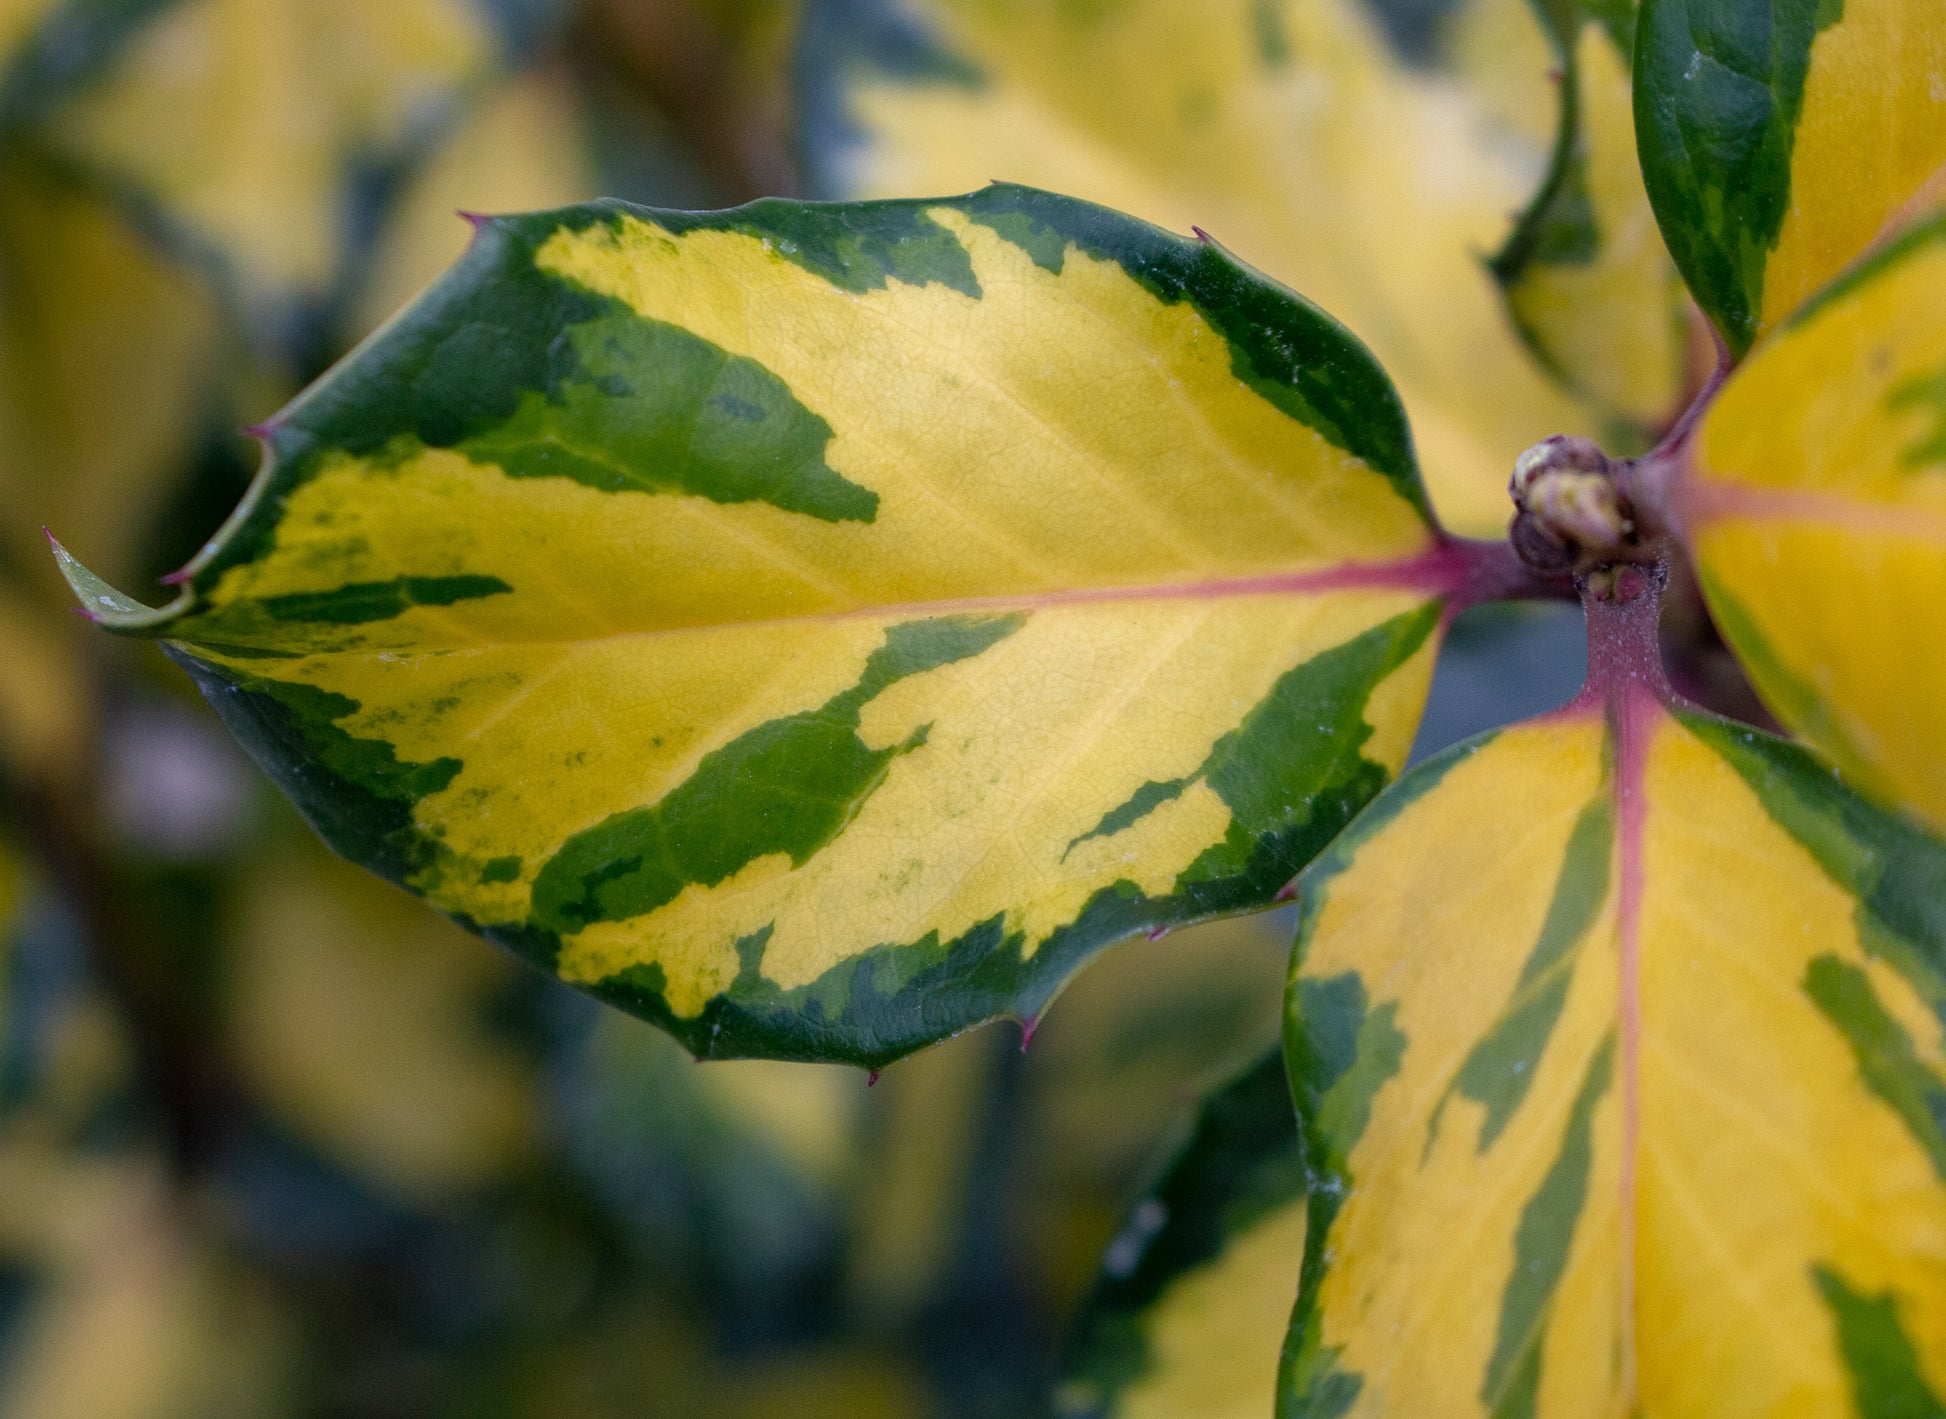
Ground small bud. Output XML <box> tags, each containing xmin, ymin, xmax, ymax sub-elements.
<box><xmin>1510</xmin><ymin>511</ymin><xmax>1575</xmax><ymax>577</ymax></box>
<box><xmin>1509</xmin><ymin>435</ymin><xmax>1635</xmax><ymax>574</ymax></box>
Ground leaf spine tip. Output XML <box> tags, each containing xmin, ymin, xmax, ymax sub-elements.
<box><xmin>1191</xmin><ymin>226</ymin><xmax>1214</xmax><ymax>244</ymax></box>
<box><xmin>1275</xmin><ymin>880</ymin><xmax>1300</xmax><ymax>903</ymax></box>
<box><xmin>866</xmin><ymin>1070</ymin><xmax>882</xmax><ymax>1087</ymax></box>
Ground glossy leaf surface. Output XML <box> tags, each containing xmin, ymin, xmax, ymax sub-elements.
<box><xmin>61</xmin><ymin>188</ymin><xmax>1459</xmax><ymax>1067</ymax></box>
<box><xmin>1485</xmin><ymin>0</ymin><xmax>1688</xmax><ymax>440</ymax></box>
<box><xmin>1636</xmin><ymin>0</ymin><xmax>1946</xmax><ymax>355</ymax></box>
<box><xmin>1684</xmin><ymin>209</ymin><xmax>1946</xmax><ymax>831</ymax></box>
<box><xmin>1057</xmin><ymin>1049</ymin><xmax>1307</xmax><ymax>1419</ymax></box>
<box><xmin>803</xmin><ymin>0</ymin><xmax>1614</xmax><ymax>535</ymax></box>
<box><xmin>1284</xmin><ymin>622</ymin><xmax>1946</xmax><ymax>1414</ymax></box>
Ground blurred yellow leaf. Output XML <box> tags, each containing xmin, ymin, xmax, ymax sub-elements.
<box><xmin>352</xmin><ymin>64</ymin><xmax>599</xmax><ymax>340</ymax></box>
<box><xmin>0</xmin><ymin>579</ymin><xmax>87</xmax><ymax>782</ymax></box>
<box><xmin>1467</xmin><ymin>0</ymin><xmax>1691</xmax><ymax>441</ymax></box>
<box><xmin>0</xmin><ymin>1166</ymin><xmax>291</xmax><ymax>1419</ymax></box>
<box><xmin>228</xmin><ymin>827</ymin><xmax>535</xmax><ymax>1199</ymax></box>
<box><xmin>42</xmin><ymin>0</ymin><xmax>498</xmax><ymax>316</ymax></box>
<box><xmin>0</xmin><ymin>154</ymin><xmax>223</xmax><ymax>590</ymax></box>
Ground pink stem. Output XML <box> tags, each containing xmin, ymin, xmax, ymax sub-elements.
<box><xmin>1573</xmin><ymin>564</ymin><xmax>1669</xmax><ymax>1406</ymax></box>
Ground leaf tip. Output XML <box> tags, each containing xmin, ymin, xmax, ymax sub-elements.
<box><xmin>47</xmin><ymin>533</ymin><xmax>182</xmax><ymax>634</ymax></box>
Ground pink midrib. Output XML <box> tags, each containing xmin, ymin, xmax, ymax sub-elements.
<box><xmin>1681</xmin><ymin>476</ymin><xmax>1946</xmax><ymax>546</ymax></box>
<box><xmin>1612</xmin><ymin>676</ymin><xmax>1655</xmax><ymax>1408</ymax></box>
<box><xmin>179</xmin><ymin>537</ymin><xmax>1502</xmax><ymax>652</ymax></box>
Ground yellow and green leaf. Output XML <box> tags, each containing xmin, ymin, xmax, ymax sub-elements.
<box><xmin>1482</xmin><ymin>0</ymin><xmax>1690</xmax><ymax>441</ymax></box>
<box><xmin>1683</xmin><ymin>208</ymin><xmax>1946</xmax><ymax>831</ymax></box>
<box><xmin>1636</xmin><ymin>0</ymin><xmax>1946</xmax><ymax>356</ymax></box>
<box><xmin>0</xmin><ymin>576</ymin><xmax>87</xmax><ymax>783</ymax></box>
<box><xmin>58</xmin><ymin>187</ymin><xmax>1464</xmax><ymax>1066</ymax></box>
<box><xmin>34</xmin><ymin>0</ymin><xmax>510</xmax><ymax>320</ymax></box>
<box><xmin>1283</xmin><ymin>651</ymin><xmax>1946</xmax><ymax>1414</ymax></box>
<box><xmin>0</xmin><ymin>0</ymin><xmax>173</xmax><ymax>125</ymax></box>
<box><xmin>227</xmin><ymin>823</ymin><xmax>536</xmax><ymax>1201</ymax></box>
<box><xmin>799</xmin><ymin>0</ymin><xmax>1613</xmax><ymax>536</ymax></box>
<box><xmin>1056</xmin><ymin>1049</ymin><xmax>1307</xmax><ymax>1419</ymax></box>
<box><xmin>0</xmin><ymin>147</ymin><xmax>225</xmax><ymax>591</ymax></box>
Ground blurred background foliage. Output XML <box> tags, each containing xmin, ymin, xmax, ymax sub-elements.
<box><xmin>0</xmin><ymin>0</ymin><xmax>1640</xmax><ymax>1413</ymax></box>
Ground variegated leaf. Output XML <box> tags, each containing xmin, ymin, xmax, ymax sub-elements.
<box><xmin>1681</xmin><ymin>207</ymin><xmax>1946</xmax><ymax>831</ymax></box>
<box><xmin>1283</xmin><ymin>586</ymin><xmax>1946</xmax><ymax>1416</ymax></box>
<box><xmin>0</xmin><ymin>576</ymin><xmax>86</xmax><ymax>782</ymax></box>
<box><xmin>1056</xmin><ymin>1049</ymin><xmax>1306</xmax><ymax>1419</ymax></box>
<box><xmin>799</xmin><ymin>0</ymin><xmax>1607</xmax><ymax>537</ymax></box>
<box><xmin>1636</xmin><ymin>0</ymin><xmax>1946</xmax><ymax>356</ymax></box>
<box><xmin>0</xmin><ymin>0</ymin><xmax>170</xmax><ymax>125</ymax></box>
<box><xmin>0</xmin><ymin>147</ymin><xmax>224</xmax><ymax>590</ymax></box>
<box><xmin>229</xmin><ymin>824</ymin><xmax>537</xmax><ymax>1199</ymax></box>
<box><xmin>1482</xmin><ymin>0</ymin><xmax>1691</xmax><ymax>442</ymax></box>
<box><xmin>34</xmin><ymin>0</ymin><xmax>516</xmax><ymax>321</ymax></box>
<box><xmin>59</xmin><ymin>187</ymin><xmax>1468</xmax><ymax>1067</ymax></box>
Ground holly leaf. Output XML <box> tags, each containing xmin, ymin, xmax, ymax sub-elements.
<box><xmin>34</xmin><ymin>0</ymin><xmax>518</xmax><ymax>326</ymax></box>
<box><xmin>1683</xmin><ymin>207</ymin><xmax>1946</xmax><ymax>831</ymax></box>
<box><xmin>1484</xmin><ymin>0</ymin><xmax>1690</xmax><ymax>443</ymax></box>
<box><xmin>57</xmin><ymin>187</ymin><xmax>1465</xmax><ymax>1067</ymax></box>
<box><xmin>1283</xmin><ymin>600</ymin><xmax>1946</xmax><ymax>1414</ymax></box>
<box><xmin>227</xmin><ymin>826</ymin><xmax>537</xmax><ymax>1200</ymax></box>
<box><xmin>0</xmin><ymin>577</ymin><xmax>87</xmax><ymax>783</ymax></box>
<box><xmin>1636</xmin><ymin>0</ymin><xmax>1946</xmax><ymax>356</ymax></box>
<box><xmin>0</xmin><ymin>148</ymin><xmax>225</xmax><ymax>590</ymax></box>
<box><xmin>798</xmin><ymin>0</ymin><xmax>1612</xmax><ymax>537</ymax></box>
<box><xmin>1056</xmin><ymin>1049</ymin><xmax>1307</xmax><ymax>1419</ymax></box>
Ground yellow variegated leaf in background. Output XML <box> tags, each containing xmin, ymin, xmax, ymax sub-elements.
<box><xmin>228</xmin><ymin>824</ymin><xmax>535</xmax><ymax>1201</ymax></box>
<box><xmin>0</xmin><ymin>578</ymin><xmax>86</xmax><ymax>782</ymax></box>
<box><xmin>350</xmin><ymin>64</ymin><xmax>598</xmax><ymax>341</ymax></box>
<box><xmin>1637</xmin><ymin>0</ymin><xmax>1946</xmax><ymax>355</ymax></box>
<box><xmin>1283</xmin><ymin>581</ymin><xmax>1946</xmax><ymax>1416</ymax></box>
<box><xmin>38</xmin><ymin>0</ymin><xmax>502</xmax><ymax>320</ymax></box>
<box><xmin>58</xmin><ymin>186</ymin><xmax>1481</xmax><ymax>1067</ymax></box>
<box><xmin>801</xmin><ymin>0</ymin><xmax>1616</xmax><ymax>534</ymax></box>
<box><xmin>0</xmin><ymin>150</ymin><xmax>224</xmax><ymax>590</ymax></box>
<box><xmin>1056</xmin><ymin>1049</ymin><xmax>1306</xmax><ymax>1419</ymax></box>
<box><xmin>0</xmin><ymin>0</ymin><xmax>57</xmax><ymax>59</ymax></box>
<box><xmin>0</xmin><ymin>1170</ymin><xmax>292</xmax><ymax>1419</ymax></box>
<box><xmin>1681</xmin><ymin>208</ymin><xmax>1946</xmax><ymax>831</ymax></box>
<box><xmin>1476</xmin><ymin>0</ymin><xmax>1690</xmax><ymax>443</ymax></box>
